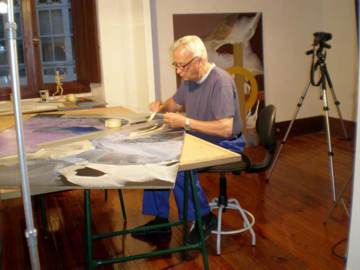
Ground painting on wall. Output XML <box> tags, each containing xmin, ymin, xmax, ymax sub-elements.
<box><xmin>173</xmin><ymin>13</ymin><xmax>264</xmax><ymax>132</ymax></box>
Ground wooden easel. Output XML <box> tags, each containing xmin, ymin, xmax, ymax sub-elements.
<box><xmin>230</xmin><ymin>43</ymin><xmax>259</xmax><ymax>144</ymax></box>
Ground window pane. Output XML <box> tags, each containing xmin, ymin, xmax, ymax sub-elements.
<box><xmin>51</xmin><ymin>10</ymin><xmax>63</xmax><ymax>35</ymax></box>
<box><xmin>38</xmin><ymin>0</ymin><xmax>63</xmax><ymax>4</ymax></box>
<box><xmin>41</xmin><ymin>37</ymin><xmax>53</xmax><ymax>62</ymax></box>
<box><xmin>0</xmin><ymin>42</ymin><xmax>6</xmax><ymax>65</ymax></box>
<box><xmin>54</xmin><ymin>37</ymin><xmax>65</xmax><ymax>61</ymax></box>
<box><xmin>0</xmin><ymin>42</ymin><xmax>27</xmax><ymax>86</ymax></box>
<box><xmin>15</xmin><ymin>13</ymin><xmax>22</xmax><ymax>37</ymax></box>
<box><xmin>0</xmin><ymin>11</ymin><xmax>27</xmax><ymax>87</ymax></box>
<box><xmin>0</xmin><ymin>18</ymin><xmax>4</xmax><ymax>39</ymax></box>
<box><xmin>36</xmin><ymin>0</ymin><xmax>76</xmax><ymax>83</ymax></box>
<box><xmin>42</xmin><ymin>64</ymin><xmax>76</xmax><ymax>83</ymax></box>
<box><xmin>38</xmin><ymin>10</ymin><xmax>51</xmax><ymax>35</ymax></box>
<box><xmin>43</xmin><ymin>67</ymin><xmax>55</xmax><ymax>76</ymax></box>
<box><xmin>17</xmin><ymin>43</ymin><xmax>25</xmax><ymax>63</ymax></box>
<box><xmin>68</xmin><ymin>7</ymin><xmax>72</xmax><ymax>34</ymax></box>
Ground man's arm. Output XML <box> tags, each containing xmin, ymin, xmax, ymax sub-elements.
<box><xmin>164</xmin><ymin>113</ymin><xmax>234</xmax><ymax>138</ymax></box>
<box><xmin>149</xmin><ymin>98</ymin><xmax>183</xmax><ymax>113</ymax></box>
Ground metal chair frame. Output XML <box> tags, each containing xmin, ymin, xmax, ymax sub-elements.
<box><xmin>206</xmin><ymin>105</ymin><xmax>277</xmax><ymax>255</ymax></box>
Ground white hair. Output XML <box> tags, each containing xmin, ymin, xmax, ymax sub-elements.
<box><xmin>171</xmin><ymin>35</ymin><xmax>208</xmax><ymax>60</ymax></box>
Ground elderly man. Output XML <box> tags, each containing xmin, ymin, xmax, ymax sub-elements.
<box><xmin>133</xmin><ymin>35</ymin><xmax>243</xmax><ymax>243</ymax></box>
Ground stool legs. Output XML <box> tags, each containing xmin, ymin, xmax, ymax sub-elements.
<box><xmin>210</xmin><ymin>197</ymin><xmax>256</xmax><ymax>255</ymax></box>
<box><xmin>229</xmin><ymin>198</ymin><xmax>256</xmax><ymax>246</ymax></box>
<box><xmin>215</xmin><ymin>205</ymin><xmax>224</xmax><ymax>254</ymax></box>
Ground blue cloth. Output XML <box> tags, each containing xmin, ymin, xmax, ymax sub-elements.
<box><xmin>142</xmin><ymin>171</ymin><xmax>210</xmax><ymax>221</ymax></box>
<box><xmin>219</xmin><ymin>134</ymin><xmax>246</xmax><ymax>154</ymax></box>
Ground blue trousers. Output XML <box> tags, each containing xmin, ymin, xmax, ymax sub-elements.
<box><xmin>142</xmin><ymin>171</ymin><xmax>210</xmax><ymax>221</ymax></box>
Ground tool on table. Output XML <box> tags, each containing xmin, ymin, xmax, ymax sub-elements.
<box><xmin>147</xmin><ymin>104</ymin><xmax>165</xmax><ymax>122</ymax></box>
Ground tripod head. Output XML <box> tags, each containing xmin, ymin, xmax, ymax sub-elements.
<box><xmin>306</xmin><ymin>32</ymin><xmax>332</xmax><ymax>57</ymax></box>
<box><xmin>306</xmin><ymin>32</ymin><xmax>332</xmax><ymax>87</ymax></box>
<box><xmin>313</xmin><ymin>32</ymin><xmax>332</xmax><ymax>47</ymax></box>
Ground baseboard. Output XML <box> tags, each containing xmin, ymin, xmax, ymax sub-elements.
<box><xmin>329</xmin><ymin>117</ymin><xmax>355</xmax><ymax>140</ymax></box>
<box><xmin>275</xmin><ymin>116</ymin><xmax>355</xmax><ymax>139</ymax></box>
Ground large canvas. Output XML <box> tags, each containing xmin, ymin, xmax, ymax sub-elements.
<box><xmin>0</xmin><ymin>117</ymin><xmax>184</xmax><ymax>189</ymax></box>
<box><xmin>173</xmin><ymin>13</ymin><xmax>264</xmax><ymax>127</ymax></box>
<box><xmin>0</xmin><ymin>114</ymin><xmax>129</xmax><ymax>158</ymax></box>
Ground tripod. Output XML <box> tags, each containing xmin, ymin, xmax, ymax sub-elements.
<box><xmin>266</xmin><ymin>33</ymin><xmax>349</xmax><ymax>203</ymax></box>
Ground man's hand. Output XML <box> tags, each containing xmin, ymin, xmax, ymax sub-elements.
<box><xmin>164</xmin><ymin>112</ymin><xmax>186</xmax><ymax>129</ymax></box>
<box><xmin>149</xmin><ymin>100</ymin><xmax>163</xmax><ymax>112</ymax></box>
<box><xmin>164</xmin><ymin>115</ymin><xmax>234</xmax><ymax>138</ymax></box>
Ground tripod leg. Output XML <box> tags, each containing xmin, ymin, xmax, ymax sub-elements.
<box><xmin>324</xmin><ymin>175</ymin><xmax>352</xmax><ymax>224</ymax></box>
<box><xmin>321</xmin><ymin>86</ymin><xmax>337</xmax><ymax>202</ymax></box>
<box><xmin>266</xmin><ymin>81</ymin><xmax>311</xmax><ymax>181</ymax></box>
<box><xmin>323</xmin><ymin>66</ymin><xmax>350</xmax><ymax>140</ymax></box>
<box><xmin>329</xmin><ymin>87</ymin><xmax>349</xmax><ymax>140</ymax></box>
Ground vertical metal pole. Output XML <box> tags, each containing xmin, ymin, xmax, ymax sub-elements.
<box><xmin>5</xmin><ymin>0</ymin><xmax>41</xmax><ymax>268</ymax></box>
<box><xmin>323</xmin><ymin>65</ymin><xmax>350</xmax><ymax>140</ymax></box>
<box><xmin>320</xmin><ymin>63</ymin><xmax>337</xmax><ymax>202</ymax></box>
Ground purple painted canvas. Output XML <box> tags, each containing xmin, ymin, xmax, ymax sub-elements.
<box><xmin>0</xmin><ymin>115</ymin><xmax>124</xmax><ymax>158</ymax></box>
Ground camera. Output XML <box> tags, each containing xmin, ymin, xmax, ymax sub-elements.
<box><xmin>313</xmin><ymin>32</ymin><xmax>332</xmax><ymax>46</ymax></box>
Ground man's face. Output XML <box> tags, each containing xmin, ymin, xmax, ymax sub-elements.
<box><xmin>172</xmin><ymin>47</ymin><xmax>199</xmax><ymax>80</ymax></box>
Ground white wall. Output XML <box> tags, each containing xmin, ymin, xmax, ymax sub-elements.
<box><xmin>151</xmin><ymin>0</ymin><xmax>357</xmax><ymax>122</ymax></box>
<box><xmin>347</xmin><ymin>64</ymin><xmax>360</xmax><ymax>267</ymax></box>
<box><xmin>94</xmin><ymin>0</ymin><xmax>155</xmax><ymax>113</ymax></box>
<box><xmin>321</xmin><ymin>0</ymin><xmax>357</xmax><ymax>120</ymax></box>
<box><xmin>346</xmin><ymin>0</ymin><xmax>360</xmax><ymax>267</ymax></box>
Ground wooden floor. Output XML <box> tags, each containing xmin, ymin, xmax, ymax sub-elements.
<box><xmin>0</xmin><ymin>132</ymin><xmax>354</xmax><ymax>269</ymax></box>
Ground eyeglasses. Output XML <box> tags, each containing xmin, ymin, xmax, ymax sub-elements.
<box><xmin>172</xmin><ymin>56</ymin><xmax>198</xmax><ymax>70</ymax></box>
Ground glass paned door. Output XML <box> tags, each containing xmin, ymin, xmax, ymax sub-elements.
<box><xmin>36</xmin><ymin>0</ymin><xmax>76</xmax><ymax>83</ymax></box>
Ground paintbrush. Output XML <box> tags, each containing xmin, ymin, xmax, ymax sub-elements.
<box><xmin>148</xmin><ymin>111</ymin><xmax>157</xmax><ymax>122</ymax></box>
<box><xmin>147</xmin><ymin>104</ymin><xmax>165</xmax><ymax>122</ymax></box>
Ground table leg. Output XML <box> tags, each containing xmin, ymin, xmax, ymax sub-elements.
<box><xmin>39</xmin><ymin>195</ymin><xmax>48</xmax><ymax>239</ymax></box>
<box><xmin>187</xmin><ymin>170</ymin><xmax>209</xmax><ymax>270</ymax></box>
<box><xmin>117</xmin><ymin>190</ymin><xmax>127</xmax><ymax>221</ymax></box>
<box><xmin>82</xmin><ymin>171</ymin><xmax>209</xmax><ymax>269</ymax></box>
<box><xmin>84</xmin><ymin>190</ymin><xmax>94</xmax><ymax>270</ymax></box>
<box><xmin>183</xmin><ymin>172</ymin><xmax>189</xmax><ymax>245</ymax></box>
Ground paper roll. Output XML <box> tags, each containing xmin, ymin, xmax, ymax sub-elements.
<box><xmin>66</xmin><ymin>94</ymin><xmax>77</xmax><ymax>103</ymax></box>
<box><xmin>105</xmin><ymin>119</ymin><xmax>122</xmax><ymax>128</ymax></box>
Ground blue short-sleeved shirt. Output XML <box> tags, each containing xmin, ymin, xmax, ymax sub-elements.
<box><xmin>173</xmin><ymin>66</ymin><xmax>242</xmax><ymax>144</ymax></box>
